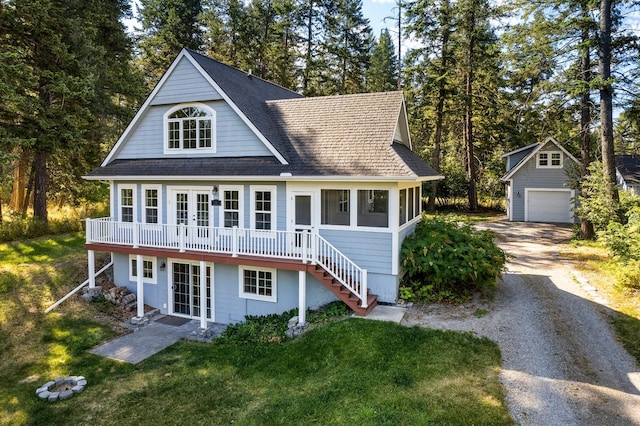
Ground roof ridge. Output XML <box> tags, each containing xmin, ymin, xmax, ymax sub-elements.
<box><xmin>266</xmin><ymin>90</ymin><xmax>402</xmax><ymax>104</ymax></box>
<box><xmin>185</xmin><ymin>48</ymin><xmax>301</xmax><ymax>98</ymax></box>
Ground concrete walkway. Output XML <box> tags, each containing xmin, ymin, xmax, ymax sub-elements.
<box><xmin>360</xmin><ymin>304</ymin><xmax>406</xmax><ymax>323</ymax></box>
<box><xmin>89</xmin><ymin>317</ymin><xmax>226</xmax><ymax>364</ymax></box>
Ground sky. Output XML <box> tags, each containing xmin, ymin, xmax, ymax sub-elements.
<box><xmin>363</xmin><ymin>0</ymin><xmax>399</xmax><ymax>37</ymax></box>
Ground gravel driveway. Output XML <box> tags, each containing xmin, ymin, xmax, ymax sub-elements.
<box><xmin>401</xmin><ymin>220</ymin><xmax>640</xmax><ymax>425</ymax></box>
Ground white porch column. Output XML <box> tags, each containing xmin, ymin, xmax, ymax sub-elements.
<box><xmin>136</xmin><ymin>254</ymin><xmax>144</xmax><ymax>318</ymax></box>
<box><xmin>199</xmin><ymin>260</ymin><xmax>207</xmax><ymax>329</ymax></box>
<box><xmin>88</xmin><ymin>250</ymin><xmax>96</xmax><ymax>288</ymax></box>
<box><xmin>298</xmin><ymin>270</ymin><xmax>306</xmax><ymax>325</ymax></box>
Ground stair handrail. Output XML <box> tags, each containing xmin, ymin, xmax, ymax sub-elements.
<box><xmin>313</xmin><ymin>233</ymin><xmax>368</xmax><ymax>308</ymax></box>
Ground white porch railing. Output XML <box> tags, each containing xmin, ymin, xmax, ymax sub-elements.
<box><xmin>85</xmin><ymin>218</ymin><xmax>368</xmax><ymax>307</ymax></box>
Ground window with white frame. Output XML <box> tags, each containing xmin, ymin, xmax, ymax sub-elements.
<box><xmin>251</xmin><ymin>186</ymin><xmax>276</xmax><ymax>230</ymax></box>
<box><xmin>357</xmin><ymin>190</ymin><xmax>389</xmax><ymax>228</ymax></box>
<box><xmin>222</xmin><ymin>186</ymin><xmax>243</xmax><ymax>228</ymax></box>
<box><xmin>321</xmin><ymin>189</ymin><xmax>350</xmax><ymax>226</ymax></box>
<box><xmin>129</xmin><ymin>255</ymin><xmax>157</xmax><ymax>284</ymax></box>
<box><xmin>537</xmin><ymin>151</ymin><xmax>562</xmax><ymax>168</ymax></box>
<box><xmin>164</xmin><ymin>104</ymin><xmax>215</xmax><ymax>153</ymax></box>
<box><xmin>399</xmin><ymin>185</ymin><xmax>422</xmax><ymax>226</ymax></box>
<box><xmin>119</xmin><ymin>185</ymin><xmax>136</xmax><ymax>222</ymax></box>
<box><xmin>142</xmin><ymin>185</ymin><xmax>161</xmax><ymax>224</ymax></box>
<box><xmin>399</xmin><ymin>189</ymin><xmax>407</xmax><ymax>225</ymax></box>
<box><xmin>239</xmin><ymin>266</ymin><xmax>276</xmax><ymax>302</ymax></box>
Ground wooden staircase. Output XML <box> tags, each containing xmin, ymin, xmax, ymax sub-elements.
<box><xmin>309</xmin><ymin>263</ymin><xmax>377</xmax><ymax>316</ymax></box>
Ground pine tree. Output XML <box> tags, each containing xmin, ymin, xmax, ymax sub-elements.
<box><xmin>1</xmin><ymin>0</ymin><xmax>142</xmax><ymax>221</ymax></box>
<box><xmin>137</xmin><ymin>0</ymin><xmax>205</xmax><ymax>87</ymax></box>
<box><xmin>324</xmin><ymin>0</ymin><xmax>374</xmax><ymax>94</ymax></box>
<box><xmin>367</xmin><ymin>28</ymin><xmax>398</xmax><ymax>92</ymax></box>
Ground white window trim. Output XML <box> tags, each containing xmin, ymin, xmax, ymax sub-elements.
<box><xmin>129</xmin><ymin>255</ymin><xmax>158</xmax><ymax>284</ymax></box>
<box><xmin>219</xmin><ymin>185</ymin><xmax>244</xmax><ymax>228</ymax></box>
<box><xmin>356</xmin><ymin>189</ymin><xmax>390</xmax><ymax>229</ymax></box>
<box><xmin>537</xmin><ymin>151</ymin><xmax>563</xmax><ymax>169</ymax></box>
<box><xmin>320</xmin><ymin>189</ymin><xmax>351</xmax><ymax>226</ymax></box>
<box><xmin>141</xmin><ymin>184</ymin><xmax>162</xmax><ymax>224</ymax></box>
<box><xmin>239</xmin><ymin>266</ymin><xmax>277</xmax><ymax>302</ymax></box>
<box><xmin>250</xmin><ymin>185</ymin><xmax>277</xmax><ymax>230</ymax></box>
<box><xmin>118</xmin><ymin>184</ymin><xmax>137</xmax><ymax>223</ymax></box>
<box><xmin>163</xmin><ymin>103</ymin><xmax>216</xmax><ymax>154</ymax></box>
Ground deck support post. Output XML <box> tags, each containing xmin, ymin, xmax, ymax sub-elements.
<box><xmin>136</xmin><ymin>254</ymin><xmax>144</xmax><ymax>319</ymax></box>
<box><xmin>298</xmin><ymin>270</ymin><xmax>306</xmax><ymax>325</ymax></box>
<box><xmin>360</xmin><ymin>269</ymin><xmax>368</xmax><ymax>309</ymax></box>
<box><xmin>199</xmin><ymin>260</ymin><xmax>208</xmax><ymax>330</ymax></box>
<box><xmin>88</xmin><ymin>250</ymin><xmax>96</xmax><ymax>288</ymax></box>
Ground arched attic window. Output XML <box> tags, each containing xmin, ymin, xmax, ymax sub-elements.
<box><xmin>164</xmin><ymin>104</ymin><xmax>216</xmax><ymax>153</ymax></box>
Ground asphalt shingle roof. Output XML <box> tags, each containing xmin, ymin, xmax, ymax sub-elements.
<box><xmin>616</xmin><ymin>155</ymin><xmax>640</xmax><ymax>185</ymax></box>
<box><xmin>90</xmin><ymin>50</ymin><xmax>437</xmax><ymax>180</ymax></box>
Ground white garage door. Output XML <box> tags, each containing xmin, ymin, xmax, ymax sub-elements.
<box><xmin>526</xmin><ymin>190</ymin><xmax>573</xmax><ymax>223</ymax></box>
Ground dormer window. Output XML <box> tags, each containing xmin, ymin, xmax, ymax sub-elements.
<box><xmin>537</xmin><ymin>151</ymin><xmax>562</xmax><ymax>168</ymax></box>
<box><xmin>164</xmin><ymin>104</ymin><xmax>215</xmax><ymax>153</ymax></box>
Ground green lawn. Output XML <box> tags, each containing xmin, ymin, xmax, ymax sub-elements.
<box><xmin>0</xmin><ymin>234</ymin><xmax>512</xmax><ymax>425</ymax></box>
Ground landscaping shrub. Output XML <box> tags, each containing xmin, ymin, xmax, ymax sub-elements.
<box><xmin>216</xmin><ymin>302</ymin><xmax>353</xmax><ymax>345</ymax></box>
<box><xmin>400</xmin><ymin>217</ymin><xmax>506</xmax><ymax>303</ymax></box>
<box><xmin>599</xmin><ymin>206</ymin><xmax>640</xmax><ymax>261</ymax></box>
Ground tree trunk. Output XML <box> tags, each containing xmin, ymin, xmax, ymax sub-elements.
<box><xmin>9</xmin><ymin>149</ymin><xmax>28</xmax><ymax>210</ymax></box>
<box><xmin>397</xmin><ymin>0</ymin><xmax>402</xmax><ymax>90</ymax></box>
<box><xmin>464</xmin><ymin>6</ymin><xmax>478</xmax><ymax>211</ymax></box>
<box><xmin>33</xmin><ymin>150</ymin><xmax>48</xmax><ymax>223</ymax></box>
<box><xmin>598</xmin><ymin>0</ymin><xmax>619</xmax><ymax>207</ymax></box>
<box><xmin>579</xmin><ymin>3</ymin><xmax>595</xmax><ymax>239</ymax></box>
<box><xmin>22</xmin><ymin>162</ymin><xmax>35</xmax><ymax>218</ymax></box>
<box><xmin>303</xmin><ymin>1</ymin><xmax>313</xmax><ymax>94</ymax></box>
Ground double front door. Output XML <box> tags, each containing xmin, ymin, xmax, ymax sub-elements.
<box><xmin>169</xmin><ymin>189</ymin><xmax>211</xmax><ymax>246</ymax></box>
<box><xmin>171</xmin><ymin>262</ymin><xmax>212</xmax><ymax>320</ymax></box>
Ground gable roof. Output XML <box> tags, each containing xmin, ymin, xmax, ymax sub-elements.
<box><xmin>91</xmin><ymin>49</ymin><xmax>439</xmax><ymax>181</ymax></box>
<box><xmin>501</xmin><ymin>143</ymin><xmax>538</xmax><ymax>159</ymax></box>
<box><xmin>501</xmin><ymin>137</ymin><xmax>579</xmax><ymax>181</ymax></box>
<box><xmin>616</xmin><ymin>155</ymin><xmax>640</xmax><ymax>185</ymax></box>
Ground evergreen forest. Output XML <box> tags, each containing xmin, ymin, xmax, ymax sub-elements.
<box><xmin>1</xmin><ymin>0</ymin><xmax>639</xmax><ymax>239</ymax></box>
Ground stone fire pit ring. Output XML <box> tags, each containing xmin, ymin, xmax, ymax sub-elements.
<box><xmin>36</xmin><ymin>376</ymin><xmax>87</xmax><ymax>402</ymax></box>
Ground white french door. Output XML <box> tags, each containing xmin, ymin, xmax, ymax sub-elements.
<box><xmin>169</xmin><ymin>188</ymin><xmax>211</xmax><ymax>244</ymax></box>
<box><xmin>170</xmin><ymin>262</ymin><xmax>213</xmax><ymax>320</ymax></box>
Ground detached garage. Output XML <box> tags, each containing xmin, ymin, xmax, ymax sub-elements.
<box><xmin>502</xmin><ymin>138</ymin><xmax>578</xmax><ymax>224</ymax></box>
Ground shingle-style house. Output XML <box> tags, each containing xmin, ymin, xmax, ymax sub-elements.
<box><xmin>83</xmin><ymin>49</ymin><xmax>440</xmax><ymax>330</ymax></box>
<box><xmin>501</xmin><ymin>137</ymin><xmax>579</xmax><ymax>223</ymax></box>
<box><xmin>616</xmin><ymin>155</ymin><xmax>640</xmax><ymax>196</ymax></box>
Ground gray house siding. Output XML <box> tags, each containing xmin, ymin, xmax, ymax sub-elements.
<box><xmin>115</xmin><ymin>102</ymin><xmax>273</xmax><ymax>160</ymax></box>
<box><xmin>151</xmin><ymin>56</ymin><xmax>224</xmax><ymax>105</ymax></box>
<box><xmin>509</xmin><ymin>154</ymin><xmax>576</xmax><ymax>221</ymax></box>
<box><xmin>318</xmin><ymin>229</ymin><xmax>392</xmax><ymax>275</ymax></box>
<box><xmin>116</xmin><ymin>256</ymin><xmax>338</xmax><ymax>324</ymax></box>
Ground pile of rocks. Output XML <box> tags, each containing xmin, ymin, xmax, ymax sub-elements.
<box><xmin>81</xmin><ymin>285</ymin><xmax>138</xmax><ymax>311</ymax></box>
<box><xmin>104</xmin><ymin>286</ymin><xmax>138</xmax><ymax>311</ymax></box>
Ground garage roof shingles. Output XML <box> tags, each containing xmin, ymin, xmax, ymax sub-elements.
<box><xmin>90</xmin><ymin>50</ymin><xmax>437</xmax><ymax>180</ymax></box>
